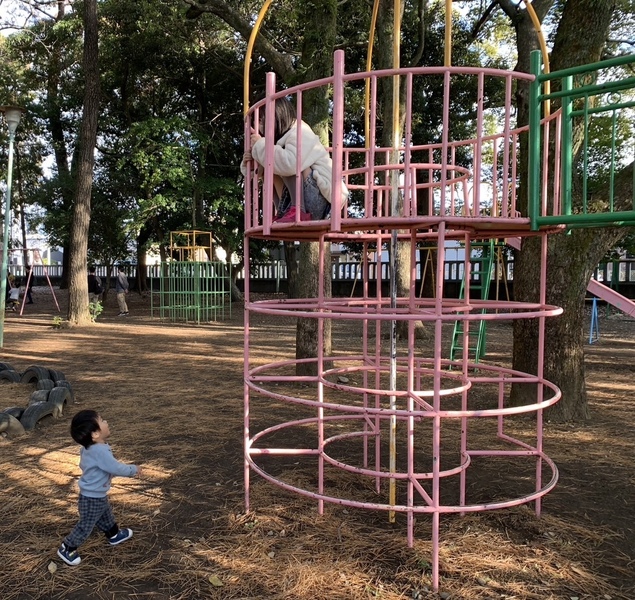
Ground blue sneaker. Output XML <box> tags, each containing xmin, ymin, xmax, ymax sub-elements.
<box><xmin>108</xmin><ymin>528</ymin><xmax>133</xmax><ymax>546</ymax></box>
<box><xmin>57</xmin><ymin>543</ymin><xmax>81</xmax><ymax>566</ymax></box>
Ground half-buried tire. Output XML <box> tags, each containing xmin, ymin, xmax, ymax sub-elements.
<box><xmin>48</xmin><ymin>387</ymin><xmax>71</xmax><ymax>417</ymax></box>
<box><xmin>0</xmin><ymin>369</ymin><xmax>21</xmax><ymax>383</ymax></box>
<box><xmin>20</xmin><ymin>402</ymin><xmax>55</xmax><ymax>430</ymax></box>
<box><xmin>0</xmin><ymin>412</ymin><xmax>25</xmax><ymax>437</ymax></box>
<box><xmin>21</xmin><ymin>366</ymin><xmax>52</xmax><ymax>384</ymax></box>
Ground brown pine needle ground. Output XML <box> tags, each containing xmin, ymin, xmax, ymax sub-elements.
<box><xmin>0</xmin><ymin>287</ymin><xmax>633</xmax><ymax>599</ymax></box>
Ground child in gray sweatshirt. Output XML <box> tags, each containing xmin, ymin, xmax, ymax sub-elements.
<box><xmin>57</xmin><ymin>410</ymin><xmax>143</xmax><ymax>566</ymax></box>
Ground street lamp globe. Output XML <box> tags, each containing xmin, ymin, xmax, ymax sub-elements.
<box><xmin>0</xmin><ymin>106</ymin><xmax>24</xmax><ymax>136</ymax></box>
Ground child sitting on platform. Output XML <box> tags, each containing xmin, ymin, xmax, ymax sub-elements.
<box><xmin>241</xmin><ymin>97</ymin><xmax>347</xmax><ymax>223</ymax></box>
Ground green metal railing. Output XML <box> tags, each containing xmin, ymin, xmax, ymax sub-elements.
<box><xmin>529</xmin><ymin>50</ymin><xmax>635</xmax><ymax>230</ymax></box>
<box><xmin>449</xmin><ymin>241</ymin><xmax>498</xmax><ymax>363</ymax></box>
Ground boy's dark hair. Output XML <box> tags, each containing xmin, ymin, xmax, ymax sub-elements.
<box><xmin>70</xmin><ymin>410</ymin><xmax>101</xmax><ymax>449</ymax></box>
<box><xmin>258</xmin><ymin>98</ymin><xmax>296</xmax><ymax>143</ymax></box>
<box><xmin>88</xmin><ymin>266</ymin><xmax>96</xmax><ymax>274</ymax></box>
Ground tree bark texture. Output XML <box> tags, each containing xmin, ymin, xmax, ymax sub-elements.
<box><xmin>67</xmin><ymin>0</ymin><xmax>99</xmax><ymax>325</ymax></box>
<box><xmin>295</xmin><ymin>242</ymin><xmax>332</xmax><ymax>376</ymax></box>
<box><xmin>293</xmin><ymin>0</ymin><xmax>337</xmax><ymax>372</ymax></box>
<box><xmin>510</xmin><ymin>0</ymin><xmax>622</xmax><ymax>421</ymax></box>
<box><xmin>46</xmin><ymin>1</ymin><xmax>75</xmax><ymax>289</ymax></box>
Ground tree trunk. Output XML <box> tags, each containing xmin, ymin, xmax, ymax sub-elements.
<box><xmin>375</xmin><ymin>0</ymin><xmax>425</xmax><ymax>339</ymax></box>
<box><xmin>292</xmin><ymin>0</ymin><xmax>337</xmax><ymax>373</ymax></box>
<box><xmin>295</xmin><ymin>241</ymin><xmax>332</xmax><ymax>376</ymax></box>
<box><xmin>284</xmin><ymin>242</ymin><xmax>299</xmax><ymax>298</ymax></box>
<box><xmin>510</xmin><ymin>0</ymin><xmax>620</xmax><ymax>421</ymax></box>
<box><xmin>46</xmin><ymin>1</ymin><xmax>75</xmax><ymax>290</ymax></box>
<box><xmin>136</xmin><ymin>246</ymin><xmax>147</xmax><ymax>293</ymax></box>
<box><xmin>67</xmin><ymin>0</ymin><xmax>99</xmax><ymax>325</ymax></box>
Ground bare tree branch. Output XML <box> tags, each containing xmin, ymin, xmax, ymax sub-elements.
<box><xmin>181</xmin><ymin>0</ymin><xmax>295</xmax><ymax>83</ymax></box>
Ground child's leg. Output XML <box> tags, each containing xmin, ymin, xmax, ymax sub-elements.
<box><xmin>303</xmin><ymin>171</ymin><xmax>330</xmax><ymax>220</ymax></box>
<box><xmin>94</xmin><ymin>498</ymin><xmax>119</xmax><ymax>539</ymax></box>
<box><xmin>275</xmin><ymin>182</ymin><xmax>291</xmax><ymax>218</ymax></box>
<box><xmin>63</xmin><ymin>495</ymin><xmax>110</xmax><ymax>550</ymax></box>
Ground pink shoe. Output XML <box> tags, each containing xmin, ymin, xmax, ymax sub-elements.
<box><xmin>274</xmin><ymin>206</ymin><xmax>312</xmax><ymax>223</ymax></box>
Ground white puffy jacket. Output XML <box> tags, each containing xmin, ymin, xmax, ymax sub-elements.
<box><xmin>244</xmin><ymin>120</ymin><xmax>348</xmax><ymax>204</ymax></box>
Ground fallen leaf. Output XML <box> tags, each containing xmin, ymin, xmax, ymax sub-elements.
<box><xmin>208</xmin><ymin>575</ymin><xmax>223</xmax><ymax>587</ymax></box>
<box><xmin>47</xmin><ymin>562</ymin><xmax>57</xmax><ymax>574</ymax></box>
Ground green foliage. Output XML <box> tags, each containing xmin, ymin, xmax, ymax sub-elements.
<box><xmin>2</xmin><ymin>0</ymin><xmax>633</xmax><ymax>275</ymax></box>
<box><xmin>88</xmin><ymin>300</ymin><xmax>103</xmax><ymax>322</ymax></box>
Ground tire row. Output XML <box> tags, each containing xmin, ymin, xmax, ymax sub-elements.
<box><xmin>0</xmin><ymin>363</ymin><xmax>74</xmax><ymax>437</ymax></box>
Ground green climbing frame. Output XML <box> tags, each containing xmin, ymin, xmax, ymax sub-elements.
<box><xmin>149</xmin><ymin>261</ymin><xmax>231</xmax><ymax>324</ymax></box>
<box><xmin>449</xmin><ymin>240</ymin><xmax>499</xmax><ymax>363</ymax></box>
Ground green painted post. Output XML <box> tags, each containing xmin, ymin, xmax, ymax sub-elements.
<box><xmin>560</xmin><ymin>75</ymin><xmax>573</xmax><ymax>218</ymax></box>
<box><xmin>528</xmin><ymin>51</ymin><xmax>542</xmax><ymax>231</ymax></box>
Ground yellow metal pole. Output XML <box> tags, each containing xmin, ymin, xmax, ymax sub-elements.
<box><xmin>525</xmin><ymin>0</ymin><xmax>551</xmax><ymax>115</ymax></box>
<box><xmin>388</xmin><ymin>0</ymin><xmax>402</xmax><ymax>524</ymax></box>
<box><xmin>444</xmin><ymin>0</ymin><xmax>452</xmax><ymax>67</ymax></box>
<box><xmin>243</xmin><ymin>0</ymin><xmax>274</xmax><ymax>114</ymax></box>
<box><xmin>365</xmin><ymin>0</ymin><xmax>381</xmax><ymax>144</ymax></box>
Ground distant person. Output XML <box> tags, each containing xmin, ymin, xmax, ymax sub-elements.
<box><xmin>7</xmin><ymin>279</ymin><xmax>21</xmax><ymax>311</ymax></box>
<box><xmin>115</xmin><ymin>265</ymin><xmax>129</xmax><ymax>316</ymax></box>
<box><xmin>87</xmin><ymin>266</ymin><xmax>103</xmax><ymax>304</ymax></box>
<box><xmin>5</xmin><ymin>274</ymin><xmax>14</xmax><ymax>305</ymax></box>
<box><xmin>25</xmin><ymin>265</ymin><xmax>34</xmax><ymax>304</ymax></box>
<box><xmin>57</xmin><ymin>410</ymin><xmax>143</xmax><ymax>566</ymax></box>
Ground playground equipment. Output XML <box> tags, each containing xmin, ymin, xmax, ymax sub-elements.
<box><xmin>242</xmin><ymin>4</ymin><xmax>635</xmax><ymax>593</ymax></box>
<box><xmin>3</xmin><ymin>249</ymin><xmax>60</xmax><ymax>316</ymax></box>
<box><xmin>149</xmin><ymin>230</ymin><xmax>231</xmax><ymax>324</ymax></box>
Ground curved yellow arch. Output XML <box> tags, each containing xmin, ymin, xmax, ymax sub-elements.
<box><xmin>364</xmin><ymin>0</ymin><xmax>381</xmax><ymax>144</ymax></box>
<box><xmin>244</xmin><ymin>0</ymin><xmax>274</xmax><ymax>115</ymax></box>
<box><xmin>524</xmin><ymin>0</ymin><xmax>551</xmax><ymax>114</ymax></box>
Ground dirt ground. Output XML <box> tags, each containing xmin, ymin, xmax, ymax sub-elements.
<box><xmin>0</xmin><ymin>284</ymin><xmax>634</xmax><ymax>600</ymax></box>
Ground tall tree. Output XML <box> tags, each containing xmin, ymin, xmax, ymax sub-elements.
<box><xmin>184</xmin><ymin>0</ymin><xmax>342</xmax><ymax>371</ymax></box>
<box><xmin>66</xmin><ymin>0</ymin><xmax>99</xmax><ymax>324</ymax></box>
<box><xmin>503</xmin><ymin>0</ymin><xmax>632</xmax><ymax>420</ymax></box>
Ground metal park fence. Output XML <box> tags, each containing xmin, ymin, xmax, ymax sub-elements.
<box><xmin>10</xmin><ymin>258</ymin><xmax>635</xmax><ymax>299</ymax></box>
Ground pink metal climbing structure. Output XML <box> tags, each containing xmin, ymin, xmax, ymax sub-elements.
<box><xmin>242</xmin><ymin>49</ymin><xmax>635</xmax><ymax>591</ymax></box>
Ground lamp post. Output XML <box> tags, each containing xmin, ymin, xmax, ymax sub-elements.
<box><xmin>0</xmin><ymin>106</ymin><xmax>24</xmax><ymax>348</ymax></box>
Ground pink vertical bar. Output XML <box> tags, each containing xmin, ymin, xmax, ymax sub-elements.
<box><xmin>535</xmin><ymin>234</ymin><xmax>548</xmax><ymax>517</ymax></box>
<box><xmin>428</xmin><ymin>148</ymin><xmax>434</xmax><ymax>216</ymax></box>
<box><xmin>541</xmin><ymin>119</ymin><xmax>550</xmax><ymax>218</ymax></box>
<box><xmin>492</xmin><ymin>138</ymin><xmax>499</xmax><ymax>217</ymax></box>
<box><xmin>553</xmin><ymin>114</ymin><xmax>562</xmax><ymax>216</ymax></box>
<box><xmin>362</xmin><ymin>242</ymin><xmax>370</xmax><ymax>471</ymax></box>
<box><xmin>332</xmin><ymin>50</ymin><xmax>345</xmax><ymax>231</ymax></box>
<box><xmin>497</xmin><ymin>371</ymin><xmax>505</xmax><ymax>437</ymax></box>
<box><xmin>510</xmin><ymin>131</ymin><xmax>518</xmax><ymax>216</ymax></box>
<box><xmin>474</xmin><ymin>72</ymin><xmax>484</xmax><ymax>217</ymax></box>
<box><xmin>440</xmin><ymin>70</ymin><xmax>451</xmax><ymax>215</ymax></box>
<box><xmin>243</xmin><ymin>239</ymin><xmax>251</xmax><ymax>511</ymax></box>
<box><xmin>294</xmin><ymin>90</ymin><xmax>304</xmax><ymax>222</ymax></box>
<box><xmin>430</xmin><ymin>220</ymin><xmax>447</xmax><ymax>589</ymax></box>
<box><xmin>459</xmin><ymin>233</ymin><xmax>470</xmax><ymax>513</ymax></box>
<box><xmin>501</xmin><ymin>74</ymin><xmax>513</xmax><ymax>218</ymax></box>
<box><xmin>262</xmin><ymin>74</ymin><xmax>277</xmax><ymax>235</ymax></box>
<box><xmin>369</xmin><ymin>76</ymin><xmax>378</xmax><ymax>218</ymax></box>
<box><xmin>244</xmin><ymin>114</ymin><xmax>253</xmax><ymax>230</ymax></box>
<box><xmin>403</xmin><ymin>72</ymin><xmax>414</xmax><ymax>217</ymax></box>
<box><xmin>374</xmin><ymin>241</ymin><xmax>382</xmax><ymax>495</ymax></box>
<box><xmin>449</xmin><ymin>145</ymin><xmax>456</xmax><ymax>215</ymax></box>
<box><xmin>252</xmin><ymin>107</ymin><xmax>262</xmax><ymax>227</ymax></box>
<box><xmin>317</xmin><ymin>234</ymin><xmax>325</xmax><ymax>514</ymax></box>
